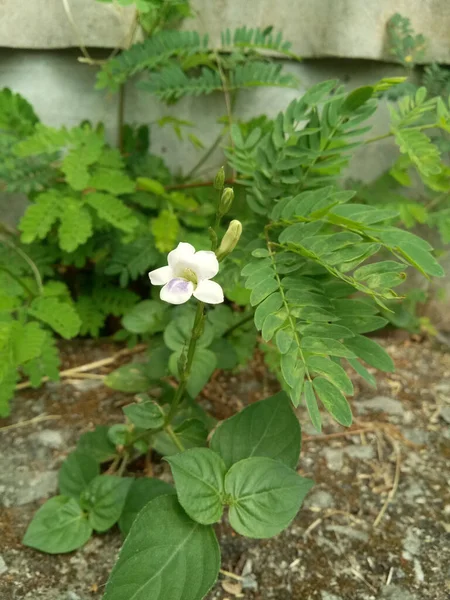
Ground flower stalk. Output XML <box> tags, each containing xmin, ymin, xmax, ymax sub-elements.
<box><xmin>165</xmin><ymin>300</ymin><xmax>205</xmax><ymax>425</ymax></box>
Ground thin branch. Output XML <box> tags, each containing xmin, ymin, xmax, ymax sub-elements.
<box><xmin>61</xmin><ymin>0</ymin><xmax>92</xmax><ymax>61</ymax></box>
<box><xmin>213</xmin><ymin>51</ymin><xmax>236</xmax><ymax>179</ymax></box>
<box><xmin>0</xmin><ymin>414</ymin><xmax>61</xmax><ymax>433</ymax></box>
<box><xmin>0</xmin><ymin>265</ymin><xmax>35</xmax><ymax>298</ymax></box>
<box><xmin>1</xmin><ymin>236</ymin><xmax>43</xmax><ymax>294</ymax></box>
<box><xmin>364</xmin><ymin>132</ymin><xmax>393</xmax><ymax>145</ymax></box>
<box><xmin>182</xmin><ymin>132</ymin><xmax>225</xmax><ymax>182</ymax></box>
<box><xmin>163</xmin><ymin>177</ymin><xmax>235</xmax><ymax>192</ymax></box>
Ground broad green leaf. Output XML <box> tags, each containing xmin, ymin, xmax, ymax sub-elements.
<box><xmin>312</xmin><ymin>377</ymin><xmax>353</xmax><ymax>427</ymax></box>
<box><xmin>58</xmin><ymin>451</ymin><xmax>100</xmax><ymax>499</ymax></box>
<box><xmin>304</xmin><ymin>380</ymin><xmax>322</xmax><ymax>432</ymax></box>
<box><xmin>344</xmin><ymin>335</ymin><xmax>394</xmax><ymax>372</ymax></box>
<box><xmin>122</xmin><ymin>300</ymin><xmax>167</xmax><ymax>334</ymax></box>
<box><xmin>118</xmin><ymin>478</ymin><xmax>176</xmax><ymax>537</ymax></box>
<box><xmin>81</xmin><ymin>475</ymin><xmax>132</xmax><ymax>532</ymax></box>
<box><xmin>103</xmin><ymin>495</ymin><xmax>220</xmax><ymax>600</ymax></box>
<box><xmin>224</xmin><ymin>457</ymin><xmax>314</xmax><ymax>538</ymax></box>
<box><xmin>167</xmin><ymin>448</ymin><xmax>227</xmax><ymax>525</ymax></box>
<box><xmin>347</xmin><ymin>358</ymin><xmax>377</xmax><ymax>388</ymax></box>
<box><xmin>153</xmin><ymin>418</ymin><xmax>208</xmax><ymax>457</ymax></box>
<box><xmin>307</xmin><ymin>356</ymin><xmax>354</xmax><ymax>395</ymax></box>
<box><xmin>77</xmin><ymin>425</ymin><xmax>117</xmax><ymax>463</ymax></box>
<box><xmin>210</xmin><ymin>392</ymin><xmax>300</xmax><ymax>469</ymax></box>
<box><xmin>23</xmin><ymin>496</ymin><xmax>92</xmax><ymax>554</ymax></box>
<box><xmin>104</xmin><ymin>363</ymin><xmax>152</xmax><ymax>393</ymax></box>
<box><xmin>123</xmin><ymin>400</ymin><xmax>165</xmax><ymax>429</ymax></box>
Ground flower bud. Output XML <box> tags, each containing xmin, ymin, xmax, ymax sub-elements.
<box><xmin>216</xmin><ymin>220</ymin><xmax>242</xmax><ymax>261</ymax></box>
<box><xmin>218</xmin><ymin>187</ymin><xmax>234</xmax><ymax>216</ymax></box>
<box><xmin>214</xmin><ymin>166</ymin><xmax>225</xmax><ymax>190</ymax></box>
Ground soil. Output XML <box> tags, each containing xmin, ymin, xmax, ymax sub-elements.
<box><xmin>0</xmin><ymin>334</ymin><xmax>449</xmax><ymax>600</ymax></box>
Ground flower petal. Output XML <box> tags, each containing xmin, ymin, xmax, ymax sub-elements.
<box><xmin>190</xmin><ymin>251</ymin><xmax>219</xmax><ymax>281</ymax></box>
<box><xmin>148</xmin><ymin>265</ymin><xmax>173</xmax><ymax>286</ymax></box>
<box><xmin>168</xmin><ymin>242</ymin><xmax>195</xmax><ymax>270</ymax></box>
<box><xmin>193</xmin><ymin>280</ymin><xmax>224</xmax><ymax>304</ymax></box>
<box><xmin>160</xmin><ymin>278</ymin><xmax>194</xmax><ymax>305</ymax></box>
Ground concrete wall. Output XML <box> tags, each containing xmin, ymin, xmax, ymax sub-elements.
<box><xmin>1</xmin><ymin>0</ymin><xmax>449</xmax><ymax>64</ymax></box>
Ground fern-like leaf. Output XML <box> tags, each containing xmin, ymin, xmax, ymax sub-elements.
<box><xmin>19</xmin><ymin>191</ymin><xmax>62</xmax><ymax>243</ymax></box>
<box><xmin>22</xmin><ymin>331</ymin><xmax>60</xmax><ymax>388</ymax></box>
<box><xmin>12</xmin><ymin>321</ymin><xmax>47</xmax><ymax>365</ymax></box>
<box><xmin>221</xmin><ymin>26</ymin><xmax>298</xmax><ymax>59</ymax></box>
<box><xmin>104</xmin><ymin>235</ymin><xmax>160</xmax><ymax>287</ymax></box>
<box><xmin>151</xmin><ymin>210</ymin><xmax>179</xmax><ymax>252</ymax></box>
<box><xmin>76</xmin><ymin>295</ymin><xmax>107</xmax><ymax>337</ymax></box>
<box><xmin>139</xmin><ymin>62</ymin><xmax>297</xmax><ymax>100</ymax></box>
<box><xmin>0</xmin><ymin>88</ymin><xmax>39</xmax><ymax>135</ymax></box>
<box><xmin>92</xmin><ymin>286</ymin><xmax>140</xmax><ymax>317</ymax></box>
<box><xmin>85</xmin><ymin>192</ymin><xmax>139</xmax><ymax>233</ymax></box>
<box><xmin>394</xmin><ymin>128</ymin><xmax>441</xmax><ymax>177</ymax></box>
<box><xmin>0</xmin><ymin>366</ymin><xmax>18</xmax><ymax>417</ymax></box>
<box><xmin>96</xmin><ymin>30</ymin><xmax>210</xmax><ymax>91</ymax></box>
<box><xmin>58</xmin><ymin>199</ymin><xmax>93</xmax><ymax>252</ymax></box>
<box><xmin>28</xmin><ymin>297</ymin><xmax>81</xmax><ymax>339</ymax></box>
<box><xmin>88</xmin><ymin>168</ymin><xmax>136</xmax><ymax>195</ymax></box>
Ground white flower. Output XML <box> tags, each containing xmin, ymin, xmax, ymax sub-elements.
<box><xmin>149</xmin><ymin>242</ymin><xmax>224</xmax><ymax>305</ymax></box>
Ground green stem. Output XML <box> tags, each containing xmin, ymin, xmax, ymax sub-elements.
<box><xmin>183</xmin><ymin>132</ymin><xmax>225</xmax><ymax>182</ymax></box>
<box><xmin>165</xmin><ymin>301</ymin><xmax>205</xmax><ymax>425</ymax></box>
<box><xmin>166</xmin><ymin>425</ymin><xmax>185</xmax><ymax>452</ymax></box>
<box><xmin>223</xmin><ymin>312</ymin><xmax>254</xmax><ymax>337</ymax></box>
<box><xmin>364</xmin><ymin>132</ymin><xmax>393</xmax><ymax>145</ymax></box>
<box><xmin>117</xmin><ymin>84</ymin><xmax>126</xmax><ymax>152</ymax></box>
<box><xmin>117</xmin><ymin>451</ymin><xmax>130</xmax><ymax>477</ymax></box>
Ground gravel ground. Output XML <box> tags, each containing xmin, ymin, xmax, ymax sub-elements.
<box><xmin>0</xmin><ymin>335</ymin><xmax>449</xmax><ymax>600</ymax></box>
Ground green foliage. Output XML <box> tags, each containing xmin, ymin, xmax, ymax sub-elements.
<box><xmin>225</xmin><ymin>457</ymin><xmax>313</xmax><ymax>538</ymax></box>
<box><xmin>103</xmin><ymin>495</ymin><xmax>220</xmax><ymax>600</ymax></box>
<box><xmin>22</xmin><ymin>496</ymin><xmax>92</xmax><ymax>554</ymax></box>
<box><xmin>167</xmin><ymin>448</ymin><xmax>227</xmax><ymax>525</ymax></box>
<box><xmin>8</xmin><ymin>12</ymin><xmax>448</xmax><ymax>599</ymax></box>
<box><xmin>210</xmin><ymin>391</ymin><xmax>301</xmax><ymax>469</ymax></box>
<box><xmin>97</xmin><ymin>27</ymin><xmax>298</xmax><ymax>100</ymax></box>
<box><xmin>386</xmin><ymin>13</ymin><xmax>426</xmax><ymax>66</ymax></box>
<box><xmin>139</xmin><ymin>62</ymin><xmax>298</xmax><ymax>101</ymax></box>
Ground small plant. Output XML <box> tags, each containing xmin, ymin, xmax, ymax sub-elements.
<box><xmin>1</xmin><ymin>4</ymin><xmax>446</xmax><ymax>597</ymax></box>
<box><xmin>22</xmin><ymin>76</ymin><xmax>444</xmax><ymax>594</ymax></box>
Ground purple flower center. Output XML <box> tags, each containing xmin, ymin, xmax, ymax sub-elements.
<box><xmin>167</xmin><ymin>278</ymin><xmax>192</xmax><ymax>293</ymax></box>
